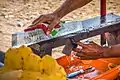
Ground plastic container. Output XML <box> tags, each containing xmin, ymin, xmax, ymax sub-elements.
<box><xmin>56</xmin><ymin>56</ymin><xmax>120</xmax><ymax>80</ymax></box>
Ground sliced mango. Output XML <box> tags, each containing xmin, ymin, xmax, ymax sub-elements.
<box><xmin>0</xmin><ymin>45</ymin><xmax>66</xmax><ymax>80</ymax></box>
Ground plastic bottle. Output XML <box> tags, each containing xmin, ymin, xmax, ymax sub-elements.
<box><xmin>37</xmin><ymin>23</ymin><xmax>61</xmax><ymax>37</ymax></box>
<box><xmin>24</xmin><ymin>23</ymin><xmax>61</xmax><ymax>37</ymax></box>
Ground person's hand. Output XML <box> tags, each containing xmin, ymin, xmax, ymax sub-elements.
<box><xmin>73</xmin><ymin>41</ymin><xmax>106</xmax><ymax>59</ymax></box>
<box><xmin>32</xmin><ymin>13</ymin><xmax>61</xmax><ymax>34</ymax></box>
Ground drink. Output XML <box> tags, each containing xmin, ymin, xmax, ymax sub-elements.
<box><xmin>37</xmin><ymin>23</ymin><xmax>61</xmax><ymax>37</ymax></box>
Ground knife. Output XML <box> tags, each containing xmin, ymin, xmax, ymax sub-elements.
<box><xmin>67</xmin><ymin>67</ymin><xmax>95</xmax><ymax>78</ymax></box>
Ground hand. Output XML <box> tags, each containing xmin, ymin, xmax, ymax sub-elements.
<box><xmin>73</xmin><ymin>41</ymin><xmax>105</xmax><ymax>60</ymax></box>
<box><xmin>32</xmin><ymin>13</ymin><xmax>61</xmax><ymax>34</ymax></box>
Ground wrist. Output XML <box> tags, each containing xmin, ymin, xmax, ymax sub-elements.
<box><xmin>53</xmin><ymin>3</ymin><xmax>70</xmax><ymax>19</ymax></box>
<box><xmin>52</xmin><ymin>8</ymin><xmax>64</xmax><ymax>18</ymax></box>
<box><xmin>51</xmin><ymin>11</ymin><xmax>62</xmax><ymax>21</ymax></box>
<box><xmin>102</xmin><ymin>46</ymin><xmax>112</xmax><ymax>58</ymax></box>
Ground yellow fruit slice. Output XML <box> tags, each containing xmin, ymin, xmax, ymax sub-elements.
<box><xmin>20</xmin><ymin>70</ymin><xmax>42</xmax><ymax>80</ymax></box>
<box><xmin>4</xmin><ymin>45</ymin><xmax>33</xmax><ymax>70</ymax></box>
<box><xmin>41</xmin><ymin>55</ymin><xmax>66</xmax><ymax>76</ymax></box>
<box><xmin>4</xmin><ymin>48</ymin><xmax>19</xmax><ymax>69</ymax></box>
<box><xmin>41</xmin><ymin>55</ymin><xmax>59</xmax><ymax>74</ymax></box>
<box><xmin>1</xmin><ymin>46</ymin><xmax>67</xmax><ymax>80</ymax></box>
<box><xmin>56</xmin><ymin>65</ymin><xmax>66</xmax><ymax>76</ymax></box>
<box><xmin>23</xmin><ymin>53</ymin><xmax>42</xmax><ymax>72</ymax></box>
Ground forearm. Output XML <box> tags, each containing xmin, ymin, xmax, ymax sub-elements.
<box><xmin>53</xmin><ymin>0</ymin><xmax>92</xmax><ymax>18</ymax></box>
<box><xmin>104</xmin><ymin>44</ymin><xmax>120</xmax><ymax>58</ymax></box>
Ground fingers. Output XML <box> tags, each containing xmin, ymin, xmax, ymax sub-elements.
<box><xmin>76</xmin><ymin>41</ymin><xmax>101</xmax><ymax>49</ymax></box>
<box><xmin>73</xmin><ymin>48</ymin><xmax>89</xmax><ymax>55</ymax></box>
<box><xmin>75</xmin><ymin>52</ymin><xmax>87</xmax><ymax>57</ymax></box>
<box><xmin>32</xmin><ymin>15</ymin><xmax>52</xmax><ymax>25</ymax></box>
<box><xmin>73</xmin><ymin>48</ymin><xmax>102</xmax><ymax>60</ymax></box>
<box><xmin>32</xmin><ymin>14</ymin><xmax>60</xmax><ymax>33</ymax></box>
<box><xmin>75</xmin><ymin>52</ymin><xmax>94</xmax><ymax>60</ymax></box>
<box><xmin>74</xmin><ymin>49</ymin><xmax>90</xmax><ymax>59</ymax></box>
<box><xmin>73</xmin><ymin>41</ymin><xmax>102</xmax><ymax>60</ymax></box>
<box><xmin>47</xmin><ymin>19</ymin><xmax>59</xmax><ymax>32</ymax></box>
<box><xmin>76</xmin><ymin>41</ymin><xmax>96</xmax><ymax>48</ymax></box>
